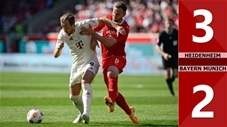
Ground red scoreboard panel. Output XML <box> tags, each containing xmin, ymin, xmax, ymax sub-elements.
<box><xmin>179</xmin><ymin>0</ymin><xmax>227</xmax><ymax>127</ymax></box>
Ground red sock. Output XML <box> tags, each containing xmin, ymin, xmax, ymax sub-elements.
<box><xmin>108</xmin><ymin>77</ymin><xmax>118</xmax><ymax>103</ymax></box>
<box><xmin>115</xmin><ymin>92</ymin><xmax>131</xmax><ymax>115</ymax></box>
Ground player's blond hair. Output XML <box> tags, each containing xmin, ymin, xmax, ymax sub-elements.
<box><xmin>60</xmin><ymin>13</ymin><xmax>75</xmax><ymax>25</ymax></box>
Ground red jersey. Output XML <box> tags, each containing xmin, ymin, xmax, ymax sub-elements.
<box><xmin>93</xmin><ymin>15</ymin><xmax>130</xmax><ymax>58</ymax></box>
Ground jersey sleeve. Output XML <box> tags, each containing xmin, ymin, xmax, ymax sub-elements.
<box><xmin>80</xmin><ymin>18</ymin><xmax>99</xmax><ymax>28</ymax></box>
<box><xmin>57</xmin><ymin>30</ymin><xmax>64</xmax><ymax>42</ymax></box>
<box><xmin>157</xmin><ymin>32</ymin><xmax>163</xmax><ymax>46</ymax></box>
<box><xmin>93</xmin><ymin>14</ymin><xmax>112</xmax><ymax>32</ymax></box>
<box><xmin>93</xmin><ymin>23</ymin><xmax>105</xmax><ymax>32</ymax></box>
<box><xmin>56</xmin><ymin>30</ymin><xmax>65</xmax><ymax>48</ymax></box>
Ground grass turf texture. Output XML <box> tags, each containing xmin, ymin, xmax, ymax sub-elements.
<box><xmin>0</xmin><ymin>72</ymin><xmax>178</xmax><ymax>127</ymax></box>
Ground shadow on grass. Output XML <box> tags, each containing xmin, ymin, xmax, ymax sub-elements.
<box><xmin>138</xmin><ymin>124</ymin><xmax>178</xmax><ymax>127</ymax></box>
<box><xmin>90</xmin><ymin>122</ymin><xmax>177</xmax><ymax>127</ymax></box>
<box><xmin>1</xmin><ymin>122</ymin><xmax>178</xmax><ymax>127</ymax></box>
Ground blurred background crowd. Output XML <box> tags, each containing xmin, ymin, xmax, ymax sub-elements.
<box><xmin>0</xmin><ymin>0</ymin><xmax>178</xmax><ymax>53</ymax></box>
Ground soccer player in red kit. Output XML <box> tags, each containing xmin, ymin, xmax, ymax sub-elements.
<box><xmin>81</xmin><ymin>2</ymin><xmax>139</xmax><ymax>125</ymax></box>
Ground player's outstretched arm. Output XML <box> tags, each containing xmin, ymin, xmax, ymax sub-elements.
<box><xmin>81</xmin><ymin>26</ymin><xmax>117</xmax><ymax>47</ymax></box>
<box><xmin>98</xmin><ymin>17</ymin><xmax>126</xmax><ymax>35</ymax></box>
<box><xmin>90</xmin><ymin>36</ymin><xmax>99</xmax><ymax>50</ymax></box>
<box><xmin>54</xmin><ymin>41</ymin><xmax>64</xmax><ymax>58</ymax></box>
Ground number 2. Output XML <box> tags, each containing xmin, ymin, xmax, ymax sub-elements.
<box><xmin>192</xmin><ymin>84</ymin><xmax>214</xmax><ymax>118</ymax></box>
<box><xmin>193</xmin><ymin>9</ymin><xmax>214</xmax><ymax>43</ymax></box>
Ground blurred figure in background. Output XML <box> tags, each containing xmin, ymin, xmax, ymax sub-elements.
<box><xmin>156</xmin><ymin>18</ymin><xmax>178</xmax><ymax>96</ymax></box>
<box><xmin>25</xmin><ymin>40</ymin><xmax>37</xmax><ymax>53</ymax></box>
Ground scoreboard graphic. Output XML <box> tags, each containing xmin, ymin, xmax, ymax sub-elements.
<box><xmin>179</xmin><ymin>0</ymin><xmax>227</xmax><ymax>127</ymax></box>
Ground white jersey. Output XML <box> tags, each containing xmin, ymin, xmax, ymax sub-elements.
<box><xmin>57</xmin><ymin>18</ymin><xmax>99</xmax><ymax>66</ymax></box>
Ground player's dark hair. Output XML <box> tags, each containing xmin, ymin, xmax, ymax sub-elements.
<box><xmin>115</xmin><ymin>2</ymin><xmax>127</xmax><ymax>12</ymax></box>
<box><xmin>60</xmin><ymin>13</ymin><xmax>75</xmax><ymax>25</ymax></box>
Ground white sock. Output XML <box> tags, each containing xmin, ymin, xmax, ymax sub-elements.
<box><xmin>82</xmin><ymin>83</ymin><xmax>92</xmax><ymax>116</ymax></box>
<box><xmin>70</xmin><ymin>95</ymin><xmax>83</xmax><ymax>114</ymax></box>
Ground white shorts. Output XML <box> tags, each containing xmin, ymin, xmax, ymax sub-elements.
<box><xmin>69</xmin><ymin>60</ymin><xmax>99</xmax><ymax>86</ymax></box>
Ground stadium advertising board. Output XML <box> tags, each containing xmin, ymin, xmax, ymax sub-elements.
<box><xmin>0</xmin><ymin>33</ymin><xmax>163</xmax><ymax>75</ymax></box>
<box><xmin>179</xmin><ymin>0</ymin><xmax>227</xmax><ymax>127</ymax></box>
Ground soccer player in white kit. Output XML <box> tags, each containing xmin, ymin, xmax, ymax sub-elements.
<box><xmin>53</xmin><ymin>13</ymin><xmax>124</xmax><ymax>124</ymax></box>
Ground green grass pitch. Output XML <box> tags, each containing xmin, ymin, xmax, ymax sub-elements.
<box><xmin>0</xmin><ymin>72</ymin><xmax>178</xmax><ymax>127</ymax></box>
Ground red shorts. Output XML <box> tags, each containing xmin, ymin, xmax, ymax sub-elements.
<box><xmin>102</xmin><ymin>55</ymin><xmax>126</xmax><ymax>73</ymax></box>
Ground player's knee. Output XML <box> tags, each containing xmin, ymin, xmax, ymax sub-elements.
<box><xmin>107</xmin><ymin>66</ymin><xmax>119</xmax><ymax>77</ymax></box>
<box><xmin>81</xmin><ymin>79</ymin><xmax>86</xmax><ymax>84</ymax></box>
<box><xmin>69</xmin><ymin>95</ymin><xmax>80</xmax><ymax>102</ymax></box>
<box><xmin>107</xmin><ymin>69</ymin><xmax>118</xmax><ymax>78</ymax></box>
<box><xmin>81</xmin><ymin>78</ymin><xmax>92</xmax><ymax>84</ymax></box>
<box><xmin>174</xmin><ymin>72</ymin><xmax>178</xmax><ymax>77</ymax></box>
<box><xmin>107</xmin><ymin>71</ymin><xmax>116</xmax><ymax>78</ymax></box>
<box><xmin>173</xmin><ymin>70</ymin><xmax>178</xmax><ymax>77</ymax></box>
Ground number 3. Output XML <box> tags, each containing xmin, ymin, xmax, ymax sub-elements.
<box><xmin>192</xmin><ymin>84</ymin><xmax>214</xmax><ymax>118</ymax></box>
<box><xmin>193</xmin><ymin>9</ymin><xmax>214</xmax><ymax>43</ymax></box>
